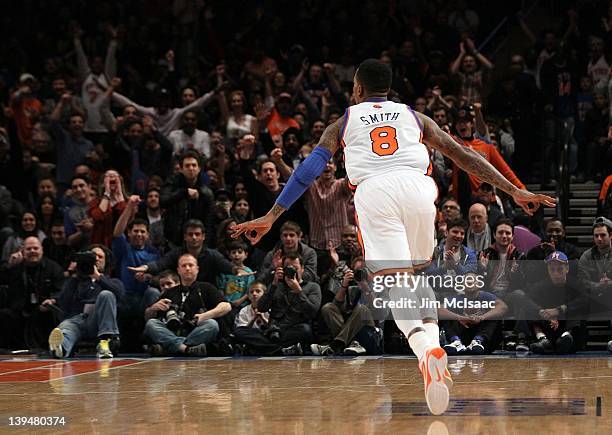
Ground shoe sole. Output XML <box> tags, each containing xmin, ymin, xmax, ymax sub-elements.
<box><xmin>48</xmin><ymin>328</ymin><xmax>64</xmax><ymax>359</ymax></box>
<box><xmin>443</xmin><ymin>367</ymin><xmax>453</xmax><ymax>390</ymax></box>
<box><xmin>423</xmin><ymin>347</ymin><xmax>450</xmax><ymax>415</ymax></box>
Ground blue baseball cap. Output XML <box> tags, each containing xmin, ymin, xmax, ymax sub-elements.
<box><xmin>545</xmin><ymin>251</ymin><xmax>568</xmax><ymax>263</ymax></box>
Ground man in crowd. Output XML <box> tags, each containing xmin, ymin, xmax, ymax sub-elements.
<box><xmin>64</xmin><ymin>176</ymin><xmax>93</xmax><ymax>250</ymax></box>
<box><xmin>479</xmin><ymin>219</ymin><xmax>526</xmax><ymax>298</ymax></box>
<box><xmin>440</xmin><ymin>272</ymin><xmax>508</xmax><ymax>355</ymax></box>
<box><xmin>143</xmin><ymin>253</ymin><xmax>231</xmax><ymax>356</ymax></box>
<box><xmin>112</xmin><ymin>196</ymin><xmax>160</xmax><ymax>318</ymax></box>
<box><xmin>50</xmin><ymin>99</ymin><xmax>95</xmax><ymax>189</ymax></box>
<box><xmin>168</xmin><ymin>110</ymin><xmax>211</xmax><ymax>158</ymax></box>
<box><xmin>313</xmin><ymin>257</ymin><xmax>382</xmax><ymax>356</ymax></box>
<box><xmin>428</xmin><ymin>219</ymin><xmax>478</xmax><ymax>293</ymax></box>
<box><xmin>258</xmin><ymin>221</ymin><xmax>318</xmax><ymax>285</ymax></box>
<box><xmin>0</xmin><ymin>237</ymin><xmax>64</xmax><ymax>350</ymax></box>
<box><xmin>466</xmin><ymin>203</ymin><xmax>491</xmax><ymax>252</ymax></box>
<box><xmin>130</xmin><ymin>219</ymin><xmax>241</xmax><ymax>286</ymax></box>
<box><xmin>47</xmin><ymin>245</ymin><xmax>125</xmax><ymax>358</ymax></box>
<box><xmin>578</xmin><ymin>217</ymin><xmax>612</xmax><ymax>302</ymax></box>
<box><xmin>161</xmin><ymin>150</ymin><xmax>215</xmax><ymax>247</ymax></box>
<box><xmin>234</xmin><ymin>254</ymin><xmax>321</xmax><ymax>355</ymax></box>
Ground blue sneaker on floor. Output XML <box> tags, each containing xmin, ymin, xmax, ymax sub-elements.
<box><xmin>466</xmin><ymin>339</ymin><xmax>485</xmax><ymax>355</ymax></box>
<box><xmin>443</xmin><ymin>339</ymin><xmax>466</xmax><ymax>356</ymax></box>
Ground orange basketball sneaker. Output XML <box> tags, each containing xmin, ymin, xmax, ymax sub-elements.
<box><xmin>419</xmin><ymin>354</ymin><xmax>453</xmax><ymax>389</ymax></box>
<box><xmin>421</xmin><ymin>347</ymin><xmax>450</xmax><ymax>415</ymax></box>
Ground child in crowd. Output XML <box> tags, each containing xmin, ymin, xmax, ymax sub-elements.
<box><xmin>234</xmin><ymin>281</ymin><xmax>269</xmax><ymax>329</ymax></box>
<box><xmin>217</xmin><ymin>240</ymin><xmax>255</xmax><ymax>309</ymax></box>
<box><xmin>159</xmin><ymin>270</ymin><xmax>180</xmax><ymax>293</ymax></box>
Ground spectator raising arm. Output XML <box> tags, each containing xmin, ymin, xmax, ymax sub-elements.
<box><xmin>113</xmin><ymin>195</ymin><xmax>141</xmax><ymax>238</ymax></box>
<box><xmin>104</xmin><ymin>26</ymin><xmax>119</xmax><ymax>80</ymax></box>
<box><xmin>111</xmin><ymin>91</ymin><xmax>156</xmax><ymax>118</ymax></box>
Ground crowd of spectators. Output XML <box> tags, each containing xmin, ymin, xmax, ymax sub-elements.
<box><xmin>0</xmin><ymin>0</ymin><xmax>611</xmax><ymax>358</ymax></box>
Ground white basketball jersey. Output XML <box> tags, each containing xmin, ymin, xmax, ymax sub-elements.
<box><xmin>340</xmin><ymin>100</ymin><xmax>431</xmax><ymax>187</ymax></box>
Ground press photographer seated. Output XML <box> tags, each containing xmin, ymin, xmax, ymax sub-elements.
<box><xmin>312</xmin><ymin>256</ymin><xmax>382</xmax><ymax>356</ymax></box>
<box><xmin>234</xmin><ymin>254</ymin><xmax>321</xmax><ymax>355</ymax></box>
<box><xmin>47</xmin><ymin>246</ymin><xmax>125</xmax><ymax>359</ymax></box>
<box><xmin>143</xmin><ymin>254</ymin><xmax>231</xmax><ymax>356</ymax></box>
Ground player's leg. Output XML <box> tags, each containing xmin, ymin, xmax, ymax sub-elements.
<box><xmin>354</xmin><ymin>179</ymin><xmax>449</xmax><ymax>415</ymax></box>
<box><xmin>402</xmin><ymin>175</ymin><xmax>453</xmax><ymax>391</ymax></box>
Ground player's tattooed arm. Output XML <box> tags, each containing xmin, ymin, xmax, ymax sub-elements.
<box><xmin>316</xmin><ymin>116</ymin><xmax>343</xmax><ymax>155</ymax></box>
<box><xmin>265</xmin><ymin>117</ymin><xmax>343</xmax><ymax>220</ymax></box>
<box><xmin>269</xmin><ymin>203</ymin><xmax>286</xmax><ymax>218</ymax></box>
<box><xmin>416</xmin><ymin>112</ymin><xmax>519</xmax><ymax>197</ymax></box>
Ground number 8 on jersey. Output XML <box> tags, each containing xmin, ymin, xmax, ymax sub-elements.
<box><xmin>370</xmin><ymin>126</ymin><xmax>399</xmax><ymax>156</ymax></box>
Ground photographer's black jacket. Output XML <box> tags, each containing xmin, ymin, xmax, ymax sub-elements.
<box><xmin>156</xmin><ymin>282</ymin><xmax>225</xmax><ymax>321</ymax></box>
<box><xmin>56</xmin><ymin>275</ymin><xmax>125</xmax><ymax>318</ymax></box>
<box><xmin>0</xmin><ymin>258</ymin><xmax>64</xmax><ymax>313</ymax></box>
<box><xmin>147</xmin><ymin>247</ymin><xmax>233</xmax><ymax>286</ymax></box>
<box><xmin>258</xmin><ymin>281</ymin><xmax>321</xmax><ymax>327</ymax></box>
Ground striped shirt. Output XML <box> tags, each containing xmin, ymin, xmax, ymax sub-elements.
<box><xmin>305</xmin><ymin>178</ymin><xmax>351</xmax><ymax>250</ymax></box>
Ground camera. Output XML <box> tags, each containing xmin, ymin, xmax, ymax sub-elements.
<box><xmin>283</xmin><ymin>265</ymin><xmax>297</xmax><ymax>280</ymax></box>
<box><xmin>164</xmin><ymin>304</ymin><xmax>183</xmax><ymax>332</ymax></box>
<box><xmin>73</xmin><ymin>251</ymin><xmax>97</xmax><ymax>276</ymax></box>
<box><xmin>264</xmin><ymin>323</ymin><xmax>281</xmax><ymax>342</ymax></box>
<box><xmin>353</xmin><ymin>268</ymin><xmax>368</xmax><ymax>283</ymax></box>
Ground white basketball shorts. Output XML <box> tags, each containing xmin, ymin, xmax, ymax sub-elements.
<box><xmin>353</xmin><ymin>170</ymin><xmax>437</xmax><ymax>272</ymax></box>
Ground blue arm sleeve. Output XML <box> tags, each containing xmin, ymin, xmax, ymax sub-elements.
<box><xmin>275</xmin><ymin>147</ymin><xmax>332</xmax><ymax>209</ymax></box>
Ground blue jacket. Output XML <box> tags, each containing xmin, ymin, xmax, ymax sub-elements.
<box><xmin>56</xmin><ymin>275</ymin><xmax>125</xmax><ymax>318</ymax></box>
<box><xmin>427</xmin><ymin>242</ymin><xmax>478</xmax><ymax>277</ymax></box>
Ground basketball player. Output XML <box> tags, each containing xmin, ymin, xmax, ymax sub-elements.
<box><xmin>230</xmin><ymin>59</ymin><xmax>556</xmax><ymax>415</ymax></box>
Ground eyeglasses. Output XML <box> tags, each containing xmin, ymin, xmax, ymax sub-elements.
<box><xmin>443</xmin><ymin>205</ymin><xmax>459</xmax><ymax>210</ymax></box>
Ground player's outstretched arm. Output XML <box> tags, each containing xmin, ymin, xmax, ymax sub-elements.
<box><xmin>231</xmin><ymin>118</ymin><xmax>343</xmax><ymax>244</ymax></box>
<box><xmin>415</xmin><ymin>112</ymin><xmax>556</xmax><ymax>215</ymax></box>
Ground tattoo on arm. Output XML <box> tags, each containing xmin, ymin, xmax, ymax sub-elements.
<box><xmin>416</xmin><ymin>112</ymin><xmax>519</xmax><ymax>196</ymax></box>
<box><xmin>317</xmin><ymin>117</ymin><xmax>342</xmax><ymax>155</ymax></box>
<box><xmin>269</xmin><ymin>203</ymin><xmax>286</xmax><ymax>219</ymax></box>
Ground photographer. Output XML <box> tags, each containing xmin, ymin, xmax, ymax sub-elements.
<box><xmin>143</xmin><ymin>253</ymin><xmax>231</xmax><ymax>356</ymax></box>
<box><xmin>46</xmin><ymin>246</ymin><xmax>124</xmax><ymax>358</ymax></box>
<box><xmin>234</xmin><ymin>254</ymin><xmax>321</xmax><ymax>355</ymax></box>
<box><xmin>0</xmin><ymin>236</ymin><xmax>64</xmax><ymax>350</ymax></box>
<box><xmin>312</xmin><ymin>257</ymin><xmax>382</xmax><ymax>356</ymax></box>
<box><xmin>254</xmin><ymin>254</ymin><xmax>322</xmax><ymax>355</ymax></box>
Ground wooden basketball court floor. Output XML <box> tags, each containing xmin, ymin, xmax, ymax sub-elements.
<box><xmin>0</xmin><ymin>354</ymin><xmax>610</xmax><ymax>434</ymax></box>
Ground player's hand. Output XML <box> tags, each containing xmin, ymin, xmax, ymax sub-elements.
<box><xmin>230</xmin><ymin>215</ymin><xmax>275</xmax><ymax>245</ymax></box>
<box><xmin>511</xmin><ymin>189</ymin><xmax>556</xmax><ymax>216</ymax></box>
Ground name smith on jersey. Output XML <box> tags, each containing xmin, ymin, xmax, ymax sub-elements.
<box><xmin>359</xmin><ymin>112</ymin><xmax>400</xmax><ymax>125</ymax></box>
